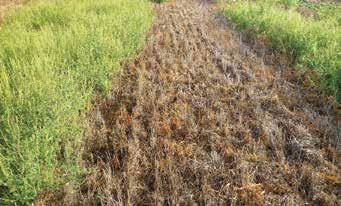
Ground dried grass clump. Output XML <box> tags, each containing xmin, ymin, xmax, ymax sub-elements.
<box><xmin>237</xmin><ymin>184</ymin><xmax>265</xmax><ymax>206</ymax></box>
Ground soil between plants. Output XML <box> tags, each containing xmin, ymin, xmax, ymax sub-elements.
<box><xmin>0</xmin><ymin>0</ymin><xmax>22</xmax><ymax>24</ymax></box>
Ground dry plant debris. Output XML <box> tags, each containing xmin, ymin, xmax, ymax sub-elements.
<box><xmin>0</xmin><ymin>0</ymin><xmax>21</xmax><ymax>23</ymax></box>
<box><xmin>39</xmin><ymin>0</ymin><xmax>340</xmax><ymax>205</ymax></box>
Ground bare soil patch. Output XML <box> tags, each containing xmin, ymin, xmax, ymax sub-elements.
<box><xmin>39</xmin><ymin>0</ymin><xmax>340</xmax><ymax>205</ymax></box>
<box><xmin>0</xmin><ymin>0</ymin><xmax>22</xmax><ymax>24</ymax></box>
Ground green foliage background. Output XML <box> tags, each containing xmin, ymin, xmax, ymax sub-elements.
<box><xmin>224</xmin><ymin>0</ymin><xmax>340</xmax><ymax>101</ymax></box>
<box><xmin>0</xmin><ymin>0</ymin><xmax>153</xmax><ymax>204</ymax></box>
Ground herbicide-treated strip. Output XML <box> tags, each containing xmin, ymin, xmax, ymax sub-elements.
<box><xmin>55</xmin><ymin>0</ymin><xmax>337</xmax><ymax>205</ymax></box>
<box><xmin>0</xmin><ymin>0</ymin><xmax>153</xmax><ymax>204</ymax></box>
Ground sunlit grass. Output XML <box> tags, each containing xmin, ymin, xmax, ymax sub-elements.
<box><xmin>224</xmin><ymin>0</ymin><xmax>340</xmax><ymax>101</ymax></box>
<box><xmin>0</xmin><ymin>0</ymin><xmax>153</xmax><ymax>204</ymax></box>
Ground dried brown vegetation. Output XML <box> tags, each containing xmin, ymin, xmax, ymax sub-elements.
<box><xmin>39</xmin><ymin>0</ymin><xmax>339</xmax><ymax>205</ymax></box>
<box><xmin>0</xmin><ymin>0</ymin><xmax>22</xmax><ymax>23</ymax></box>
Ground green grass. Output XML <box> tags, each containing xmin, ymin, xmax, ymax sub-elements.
<box><xmin>0</xmin><ymin>0</ymin><xmax>153</xmax><ymax>204</ymax></box>
<box><xmin>223</xmin><ymin>0</ymin><xmax>340</xmax><ymax>102</ymax></box>
<box><xmin>276</xmin><ymin>0</ymin><xmax>299</xmax><ymax>7</ymax></box>
<box><xmin>298</xmin><ymin>0</ymin><xmax>341</xmax><ymax>23</ymax></box>
<box><xmin>151</xmin><ymin>0</ymin><xmax>169</xmax><ymax>3</ymax></box>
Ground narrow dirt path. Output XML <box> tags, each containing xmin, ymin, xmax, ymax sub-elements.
<box><xmin>48</xmin><ymin>0</ymin><xmax>339</xmax><ymax>205</ymax></box>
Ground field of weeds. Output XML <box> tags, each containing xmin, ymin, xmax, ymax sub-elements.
<box><xmin>223</xmin><ymin>0</ymin><xmax>340</xmax><ymax>102</ymax></box>
<box><xmin>0</xmin><ymin>0</ymin><xmax>340</xmax><ymax>205</ymax></box>
<box><xmin>0</xmin><ymin>0</ymin><xmax>152</xmax><ymax>204</ymax></box>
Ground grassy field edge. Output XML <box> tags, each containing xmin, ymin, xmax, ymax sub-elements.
<box><xmin>0</xmin><ymin>0</ymin><xmax>153</xmax><ymax>204</ymax></box>
<box><xmin>223</xmin><ymin>0</ymin><xmax>340</xmax><ymax>102</ymax></box>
